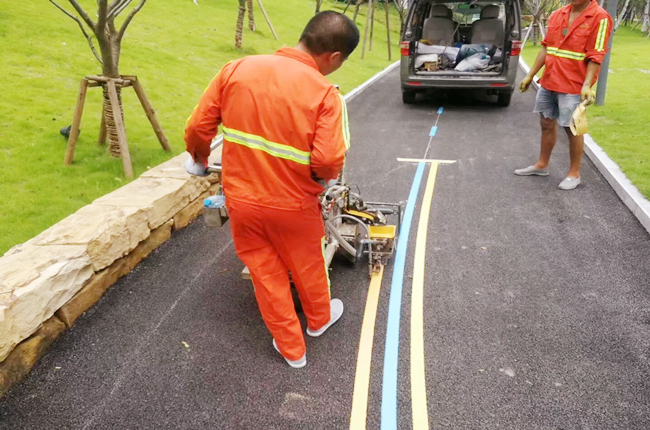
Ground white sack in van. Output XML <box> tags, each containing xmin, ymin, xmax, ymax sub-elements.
<box><xmin>415</xmin><ymin>54</ymin><xmax>440</xmax><ymax>69</ymax></box>
<box><xmin>416</xmin><ymin>43</ymin><xmax>460</xmax><ymax>58</ymax></box>
<box><xmin>454</xmin><ymin>53</ymin><xmax>490</xmax><ymax>72</ymax></box>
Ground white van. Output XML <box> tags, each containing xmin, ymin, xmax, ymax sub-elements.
<box><xmin>400</xmin><ymin>0</ymin><xmax>522</xmax><ymax>106</ymax></box>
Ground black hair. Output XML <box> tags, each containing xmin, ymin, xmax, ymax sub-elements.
<box><xmin>299</xmin><ymin>11</ymin><xmax>360</xmax><ymax>58</ymax></box>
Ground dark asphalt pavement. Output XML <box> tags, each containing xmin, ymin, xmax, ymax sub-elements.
<box><xmin>2</xmin><ymin>67</ymin><xmax>650</xmax><ymax>430</ymax></box>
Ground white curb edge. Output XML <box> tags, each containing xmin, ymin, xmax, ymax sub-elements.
<box><xmin>210</xmin><ymin>60</ymin><xmax>401</xmax><ymax>151</ymax></box>
<box><xmin>519</xmin><ymin>57</ymin><xmax>650</xmax><ymax>234</ymax></box>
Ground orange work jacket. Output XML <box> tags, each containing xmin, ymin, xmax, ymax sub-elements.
<box><xmin>540</xmin><ymin>0</ymin><xmax>613</xmax><ymax>95</ymax></box>
<box><xmin>184</xmin><ymin>47</ymin><xmax>350</xmax><ymax>211</ymax></box>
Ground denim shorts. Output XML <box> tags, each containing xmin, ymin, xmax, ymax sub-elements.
<box><xmin>534</xmin><ymin>86</ymin><xmax>581</xmax><ymax>128</ymax></box>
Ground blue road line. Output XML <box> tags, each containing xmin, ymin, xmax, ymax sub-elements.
<box><xmin>429</xmin><ymin>126</ymin><xmax>438</xmax><ymax>137</ymax></box>
<box><xmin>438</xmin><ymin>107</ymin><xmax>444</xmax><ymax>115</ymax></box>
<box><xmin>381</xmin><ymin>161</ymin><xmax>426</xmax><ymax>430</ymax></box>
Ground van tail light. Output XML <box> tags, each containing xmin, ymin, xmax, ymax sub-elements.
<box><xmin>511</xmin><ymin>40</ymin><xmax>522</xmax><ymax>56</ymax></box>
<box><xmin>400</xmin><ymin>42</ymin><xmax>411</xmax><ymax>56</ymax></box>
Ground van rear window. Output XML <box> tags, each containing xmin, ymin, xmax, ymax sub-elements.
<box><xmin>437</xmin><ymin>2</ymin><xmax>505</xmax><ymax>24</ymax></box>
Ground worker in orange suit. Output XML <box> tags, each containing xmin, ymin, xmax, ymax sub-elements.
<box><xmin>184</xmin><ymin>12</ymin><xmax>359</xmax><ymax>368</ymax></box>
<box><xmin>517</xmin><ymin>0</ymin><xmax>613</xmax><ymax>190</ymax></box>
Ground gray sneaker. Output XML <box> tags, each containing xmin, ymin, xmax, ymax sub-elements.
<box><xmin>306</xmin><ymin>299</ymin><xmax>344</xmax><ymax>337</ymax></box>
<box><xmin>514</xmin><ymin>165</ymin><xmax>550</xmax><ymax>176</ymax></box>
<box><xmin>558</xmin><ymin>176</ymin><xmax>581</xmax><ymax>190</ymax></box>
<box><xmin>273</xmin><ymin>339</ymin><xmax>306</xmax><ymax>368</ymax></box>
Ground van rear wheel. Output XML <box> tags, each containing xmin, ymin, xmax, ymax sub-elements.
<box><xmin>497</xmin><ymin>90</ymin><xmax>513</xmax><ymax>107</ymax></box>
<box><xmin>402</xmin><ymin>90</ymin><xmax>417</xmax><ymax>104</ymax></box>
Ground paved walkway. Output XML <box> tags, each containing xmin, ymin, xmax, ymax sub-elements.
<box><xmin>2</xmin><ymin>68</ymin><xmax>650</xmax><ymax>429</ymax></box>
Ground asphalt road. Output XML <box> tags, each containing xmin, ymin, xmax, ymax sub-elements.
<box><xmin>2</xmin><ymin>67</ymin><xmax>650</xmax><ymax>430</ymax></box>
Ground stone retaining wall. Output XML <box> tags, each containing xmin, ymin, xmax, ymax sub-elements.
<box><xmin>0</xmin><ymin>148</ymin><xmax>222</xmax><ymax>397</ymax></box>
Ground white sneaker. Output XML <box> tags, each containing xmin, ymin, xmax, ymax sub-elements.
<box><xmin>272</xmin><ymin>339</ymin><xmax>306</xmax><ymax>368</ymax></box>
<box><xmin>514</xmin><ymin>165</ymin><xmax>550</xmax><ymax>176</ymax></box>
<box><xmin>558</xmin><ymin>176</ymin><xmax>581</xmax><ymax>190</ymax></box>
<box><xmin>306</xmin><ymin>299</ymin><xmax>344</xmax><ymax>337</ymax></box>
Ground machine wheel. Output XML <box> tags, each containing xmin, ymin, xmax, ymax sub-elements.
<box><xmin>402</xmin><ymin>90</ymin><xmax>417</xmax><ymax>104</ymax></box>
<box><xmin>497</xmin><ymin>90</ymin><xmax>513</xmax><ymax>107</ymax></box>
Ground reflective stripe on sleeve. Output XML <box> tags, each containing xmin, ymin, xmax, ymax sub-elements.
<box><xmin>595</xmin><ymin>18</ymin><xmax>608</xmax><ymax>52</ymax></box>
<box><xmin>338</xmin><ymin>94</ymin><xmax>351</xmax><ymax>150</ymax></box>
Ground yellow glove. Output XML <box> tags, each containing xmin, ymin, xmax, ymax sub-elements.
<box><xmin>519</xmin><ymin>75</ymin><xmax>533</xmax><ymax>93</ymax></box>
<box><xmin>570</xmin><ymin>100</ymin><xmax>589</xmax><ymax>136</ymax></box>
<box><xmin>580</xmin><ymin>85</ymin><xmax>595</xmax><ymax>106</ymax></box>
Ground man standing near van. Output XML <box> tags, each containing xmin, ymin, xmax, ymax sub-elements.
<box><xmin>184</xmin><ymin>12</ymin><xmax>359</xmax><ymax>368</ymax></box>
<box><xmin>517</xmin><ymin>0</ymin><xmax>613</xmax><ymax>190</ymax></box>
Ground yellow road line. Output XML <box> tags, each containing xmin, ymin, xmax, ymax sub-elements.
<box><xmin>397</xmin><ymin>158</ymin><xmax>457</xmax><ymax>164</ymax></box>
<box><xmin>350</xmin><ymin>265</ymin><xmax>385</xmax><ymax>430</ymax></box>
<box><xmin>411</xmin><ymin>162</ymin><xmax>440</xmax><ymax>430</ymax></box>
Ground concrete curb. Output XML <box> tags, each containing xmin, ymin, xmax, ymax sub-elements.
<box><xmin>518</xmin><ymin>57</ymin><xmax>650</xmax><ymax>234</ymax></box>
<box><xmin>0</xmin><ymin>59</ymin><xmax>402</xmax><ymax>397</ymax></box>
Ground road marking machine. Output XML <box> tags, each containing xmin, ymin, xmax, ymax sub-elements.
<box><xmin>186</xmin><ymin>146</ymin><xmax>402</xmax><ymax>279</ymax></box>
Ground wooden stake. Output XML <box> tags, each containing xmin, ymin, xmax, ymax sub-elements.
<box><xmin>64</xmin><ymin>78</ymin><xmax>89</xmax><ymax>165</ymax></box>
<box><xmin>361</xmin><ymin>0</ymin><xmax>372</xmax><ymax>59</ymax></box>
<box><xmin>343</xmin><ymin>0</ymin><xmax>353</xmax><ymax>14</ymax></box>
<box><xmin>353</xmin><ymin>1</ymin><xmax>361</xmax><ymax>23</ymax></box>
<box><xmin>107</xmin><ymin>80</ymin><xmax>133</xmax><ymax>178</ymax></box>
<box><xmin>98</xmin><ymin>104</ymin><xmax>107</xmax><ymax>146</ymax></box>
<box><xmin>247</xmin><ymin>0</ymin><xmax>256</xmax><ymax>31</ymax></box>
<box><xmin>256</xmin><ymin>0</ymin><xmax>278</xmax><ymax>40</ymax></box>
<box><xmin>130</xmin><ymin>78</ymin><xmax>171</xmax><ymax>152</ymax></box>
<box><xmin>369</xmin><ymin>0</ymin><xmax>375</xmax><ymax>52</ymax></box>
<box><xmin>386</xmin><ymin>0</ymin><xmax>392</xmax><ymax>61</ymax></box>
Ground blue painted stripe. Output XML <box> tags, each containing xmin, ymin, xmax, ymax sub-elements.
<box><xmin>381</xmin><ymin>161</ymin><xmax>426</xmax><ymax>430</ymax></box>
<box><xmin>438</xmin><ymin>107</ymin><xmax>444</xmax><ymax>115</ymax></box>
<box><xmin>429</xmin><ymin>126</ymin><xmax>438</xmax><ymax>137</ymax></box>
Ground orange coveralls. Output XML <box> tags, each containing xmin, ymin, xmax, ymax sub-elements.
<box><xmin>540</xmin><ymin>0</ymin><xmax>613</xmax><ymax>94</ymax></box>
<box><xmin>184</xmin><ymin>47</ymin><xmax>350</xmax><ymax>361</ymax></box>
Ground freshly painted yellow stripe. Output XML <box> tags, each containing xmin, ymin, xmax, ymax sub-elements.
<box><xmin>350</xmin><ymin>266</ymin><xmax>385</xmax><ymax>430</ymax></box>
<box><xmin>411</xmin><ymin>162</ymin><xmax>439</xmax><ymax>430</ymax></box>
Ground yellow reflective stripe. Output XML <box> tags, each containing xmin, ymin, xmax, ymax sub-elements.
<box><xmin>223</xmin><ymin>126</ymin><xmax>311</xmax><ymax>165</ymax></box>
<box><xmin>338</xmin><ymin>94</ymin><xmax>351</xmax><ymax>150</ymax></box>
<box><xmin>595</xmin><ymin>18</ymin><xmax>608</xmax><ymax>52</ymax></box>
<box><xmin>548</xmin><ymin>47</ymin><xmax>586</xmax><ymax>59</ymax></box>
<box><xmin>547</xmin><ymin>46</ymin><xmax>586</xmax><ymax>60</ymax></box>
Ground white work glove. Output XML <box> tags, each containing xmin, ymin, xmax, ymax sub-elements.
<box><xmin>184</xmin><ymin>156</ymin><xmax>208</xmax><ymax>176</ymax></box>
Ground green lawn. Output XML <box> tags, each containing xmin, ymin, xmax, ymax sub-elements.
<box><xmin>521</xmin><ymin>26</ymin><xmax>650</xmax><ymax>198</ymax></box>
<box><xmin>0</xmin><ymin>0</ymin><xmax>402</xmax><ymax>254</ymax></box>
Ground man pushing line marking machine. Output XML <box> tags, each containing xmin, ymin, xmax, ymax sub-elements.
<box><xmin>183</xmin><ymin>11</ymin><xmax>400</xmax><ymax>369</ymax></box>
<box><xmin>190</xmin><ymin>155</ymin><xmax>402</xmax><ymax>278</ymax></box>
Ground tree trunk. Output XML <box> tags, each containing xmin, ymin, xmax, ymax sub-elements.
<box><xmin>236</xmin><ymin>0</ymin><xmax>246</xmax><ymax>49</ymax></box>
<box><xmin>643</xmin><ymin>0</ymin><xmax>650</xmax><ymax>33</ymax></box>
<box><xmin>99</xmin><ymin>35</ymin><xmax>125</xmax><ymax>158</ymax></box>
<box><xmin>616</xmin><ymin>0</ymin><xmax>630</xmax><ymax>29</ymax></box>
<box><xmin>102</xmin><ymin>86</ymin><xmax>125</xmax><ymax>157</ymax></box>
<box><xmin>247</xmin><ymin>0</ymin><xmax>256</xmax><ymax>31</ymax></box>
